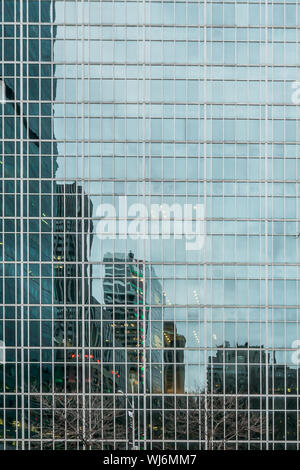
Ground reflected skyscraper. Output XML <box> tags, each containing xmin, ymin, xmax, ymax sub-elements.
<box><xmin>54</xmin><ymin>183</ymin><xmax>101</xmax><ymax>391</ymax></box>
<box><xmin>102</xmin><ymin>252</ymin><xmax>149</xmax><ymax>395</ymax></box>
<box><xmin>163</xmin><ymin>322</ymin><xmax>186</xmax><ymax>394</ymax></box>
<box><xmin>207</xmin><ymin>342</ymin><xmax>270</xmax><ymax>394</ymax></box>
<box><xmin>207</xmin><ymin>343</ymin><xmax>300</xmax><ymax>443</ymax></box>
<box><xmin>0</xmin><ymin>0</ymin><xmax>58</xmax><ymax>448</ymax></box>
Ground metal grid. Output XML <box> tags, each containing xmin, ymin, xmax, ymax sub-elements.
<box><xmin>0</xmin><ymin>0</ymin><xmax>300</xmax><ymax>450</ymax></box>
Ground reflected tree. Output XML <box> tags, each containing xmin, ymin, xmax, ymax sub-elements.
<box><xmin>30</xmin><ymin>390</ymin><xmax>127</xmax><ymax>450</ymax></box>
<box><xmin>160</xmin><ymin>393</ymin><xmax>266</xmax><ymax>450</ymax></box>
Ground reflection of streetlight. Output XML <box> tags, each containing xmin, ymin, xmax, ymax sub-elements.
<box><xmin>0</xmin><ymin>80</ymin><xmax>6</xmax><ymax>104</ymax></box>
<box><xmin>0</xmin><ymin>340</ymin><xmax>5</xmax><ymax>364</ymax></box>
<box><xmin>117</xmin><ymin>389</ymin><xmax>138</xmax><ymax>450</ymax></box>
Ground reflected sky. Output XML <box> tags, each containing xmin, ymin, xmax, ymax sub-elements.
<box><xmin>53</xmin><ymin>1</ymin><xmax>300</xmax><ymax>392</ymax></box>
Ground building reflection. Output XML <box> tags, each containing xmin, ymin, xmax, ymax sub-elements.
<box><xmin>53</xmin><ymin>183</ymin><xmax>101</xmax><ymax>392</ymax></box>
<box><xmin>102</xmin><ymin>251</ymin><xmax>186</xmax><ymax>447</ymax></box>
<box><xmin>163</xmin><ymin>322</ymin><xmax>186</xmax><ymax>394</ymax></box>
<box><xmin>102</xmin><ymin>251</ymin><xmax>148</xmax><ymax>395</ymax></box>
<box><xmin>207</xmin><ymin>341</ymin><xmax>269</xmax><ymax>394</ymax></box>
<box><xmin>102</xmin><ymin>252</ymin><xmax>186</xmax><ymax>396</ymax></box>
<box><xmin>0</xmin><ymin>0</ymin><xmax>58</xmax><ymax>446</ymax></box>
<box><xmin>207</xmin><ymin>342</ymin><xmax>300</xmax><ymax>442</ymax></box>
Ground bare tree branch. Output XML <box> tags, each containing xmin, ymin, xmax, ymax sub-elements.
<box><xmin>30</xmin><ymin>389</ymin><xmax>127</xmax><ymax>449</ymax></box>
<box><xmin>163</xmin><ymin>394</ymin><xmax>266</xmax><ymax>450</ymax></box>
<box><xmin>29</xmin><ymin>388</ymin><xmax>266</xmax><ymax>450</ymax></box>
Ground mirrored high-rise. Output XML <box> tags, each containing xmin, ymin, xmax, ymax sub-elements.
<box><xmin>0</xmin><ymin>0</ymin><xmax>58</xmax><ymax>449</ymax></box>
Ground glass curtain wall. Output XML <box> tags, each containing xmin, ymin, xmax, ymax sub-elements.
<box><xmin>0</xmin><ymin>0</ymin><xmax>300</xmax><ymax>450</ymax></box>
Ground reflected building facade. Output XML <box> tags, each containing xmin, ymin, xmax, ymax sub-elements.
<box><xmin>102</xmin><ymin>253</ymin><xmax>168</xmax><ymax>394</ymax></box>
<box><xmin>208</xmin><ymin>343</ymin><xmax>300</xmax><ymax>444</ymax></box>
<box><xmin>207</xmin><ymin>342</ymin><xmax>270</xmax><ymax>395</ymax></box>
<box><xmin>102</xmin><ymin>252</ymin><xmax>147</xmax><ymax>395</ymax></box>
<box><xmin>54</xmin><ymin>183</ymin><xmax>101</xmax><ymax>392</ymax></box>
<box><xmin>0</xmin><ymin>0</ymin><xmax>58</xmax><ymax>448</ymax></box>
<box><xmin>163</xmin><ymin>322</ymin><xmax>186</xmax><ymax>394</ymax></box>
